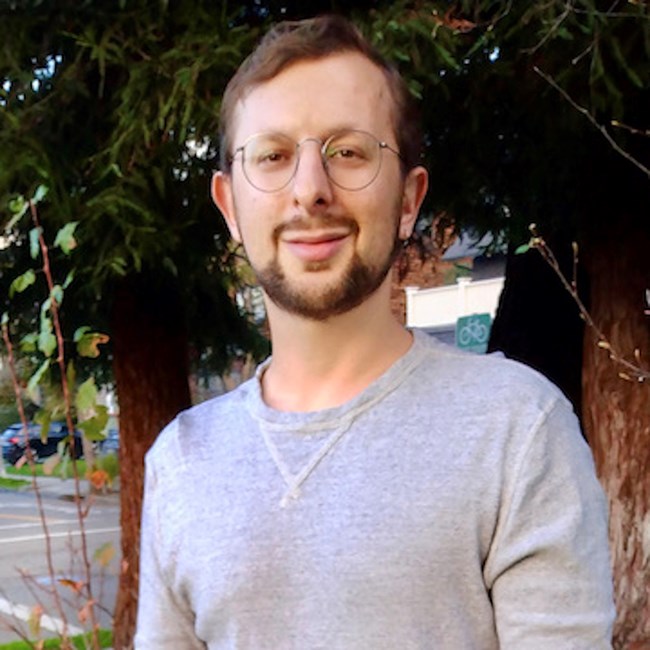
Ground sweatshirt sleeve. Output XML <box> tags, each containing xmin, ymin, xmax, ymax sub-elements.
<box><xmin>483</xmin><ymin>397</ymin><xmax>616</xmax><ymax>649</ymax></box>
<box><xmin>134</xmin><ymin>430</ymin><xmax>206</xmax><ymax>650</ymax></box>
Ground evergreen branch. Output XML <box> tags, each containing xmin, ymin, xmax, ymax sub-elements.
<box><xmin>534</xmin><ymin>66</ymin><xmax>650</xmax><ymax>179</ymax></box>
<box><xmin>524</xmin><ymin>1</ymin><xmax>574</xmax><ymax>55</ymax></box>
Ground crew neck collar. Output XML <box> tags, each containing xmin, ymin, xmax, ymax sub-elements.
<box><xmin>246</xmin><ymin>329</ymin><xmax>430</xmax><ymax>430</ymax></box>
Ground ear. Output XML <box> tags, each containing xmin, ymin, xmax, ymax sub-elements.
<box><xmin>211</xmin><ymin>171</ymin><xmax>242</xmax><ymax>243</ymax></box>
<box><xmin>398</xmin><ymin>166</ymin><xmax>428</xmax><ymax>240</ymax></box>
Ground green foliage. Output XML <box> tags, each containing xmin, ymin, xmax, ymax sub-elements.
<box><xmin>96</xmin><ymin>450</ymin><xmax>120</xmax><ymax>483</ymax></box>
<box><xmin>0</xmin><ymin>628</ymin><xmax>113</xmax><ymax>649</ymax></box>
<box><xmin>0</xmin><ymin>0</ymin><xmax>270</xmax><ymax>375</ymax></box>
<box><xmin>53</xmin><ymin>221</ymin><xmax>78</xmax><ymax>255</ymax></box>
<box><xmin>2</xmin><ymin>193</ymin><xmax>112</xmax><ymax>460</ymax></box>
<box><xmin>74</xmin><ymin>327</ymin><xmax>109</xmax><ymax>358</ymax></box>
<box><xmin>0</xmin><ymin>403</ymin><xmax>20</xmax><ymax>429</ymax></box>
<box><xmin>392</xmin><ymin>0</ymin><xmax>650</xmax><ymax>242</ymax></box>
<box><xmin>9</xmin><ymin>269</ymin><xmax>35</xmax><ymax>297</ymax></box>
<box><xmin>1</xmin><ymin>0</ymin><xmax>647</xmax><ymax>374</ymax></box>
<box><xmin>0</xmin><ymin>476</ymin><xmax>30</xmax><ymax>490</ymax></box>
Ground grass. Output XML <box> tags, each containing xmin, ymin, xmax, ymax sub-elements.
<box><xmin>0</xmin><ymin>405</ymin><xmax>20</xmax><ymax>432</ymax></box>
<box><xmin>0</xmin><ymin>628</ymin><xmax>112</xmax><ymax>649</ymax></box>
<box><xmin>5</xmin><ymin>460</ymin><xmax>89</xmax><ymax>480</ymax></box>
<box><xmin>6</xmin><ymin>454</ymin><xmax>119</xmax><ymax>482</ymax></box>
<box><xmin>0</xmin><ymin>476</ymin><xmax>30</xmax><ymax>490</ymax></box>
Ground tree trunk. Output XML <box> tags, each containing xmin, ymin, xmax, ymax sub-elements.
<box><xmin>110</xmin><ymin>273</ymin><xmax>192</xmax><ymax>650</ymax></box>
<box><xmin>582</xmin><ymin>230</ymin><xmax>650</xmax><ymax>649</ymax></box>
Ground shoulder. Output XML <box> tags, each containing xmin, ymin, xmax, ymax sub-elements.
<box><xmin>411</xmin><ymin>330</ymin><xmax>569</xmax><ymax>416</ymax></box>
<box><xmin>146</xmin><ymin>375</ymin><xmax>257</xmax><ymax>472</ymax></box>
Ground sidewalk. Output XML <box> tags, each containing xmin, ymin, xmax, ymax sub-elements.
<box><xmin>19</xmin><ymin>475</ymin><xmax>120</xmax><ymax>504</ymax></box>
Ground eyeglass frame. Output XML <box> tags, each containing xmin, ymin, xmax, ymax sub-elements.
<box><xmin>227</xmin><ymin>129</ymin><xmax>403</xmax><ymax>193</ymax></box>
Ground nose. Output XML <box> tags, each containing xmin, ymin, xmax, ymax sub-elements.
<box><xmin>291</xmin><ymin>139</ymin><xmax>333</xmax><ymax>212</ymax></box>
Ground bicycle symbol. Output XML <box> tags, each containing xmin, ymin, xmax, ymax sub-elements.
<box><xmin>458</xmin><ymin>316</ymin><xmax>490</xmax><ymax>346</ymax></box>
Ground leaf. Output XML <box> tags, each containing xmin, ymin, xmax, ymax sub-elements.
<box><xmin>88</xmin><ymin>468</ymin><xmax>109</xmax><ymax>490</ymax></box>
<box><xmin>63</xmin><ymin>270</ymin><xmax>75</xmax><ymax>289</ymax></box>
<box><xmin>433</xmin><ymin>41</ymin><xmax>461</xmax><ymax>71</ymax></box>
<box><xmin>20</xmin><ymin>333</ymin><xmax>38</xmax><ymax>352</ymax></box>
<box><xmin>32</xmin><ymin>185</ymin><xmax>48</xmax><ymax>204</ymax></box>
<box><xmin>75</xmin><ymin>377</ymin><xmax>98</xmax><ymax>412</ymax></box>
<box><xmin>110</xmin><ymin>256</ymin><xmax>128</xmax><ymax>275</ymax></box>
<box><xmin>9</xmin><ymin>269</ymin><xmax>36</xmax><ymax>297</ymax></box>
<box><xmin>40</xmin><ymin>297</ymin><xmax>52</xmax><ymax>318</ymax></box>
<box><xmin>27</xmin><ymin>604</ymin><xmax>43</xmax><ymax>638</ymax></box>
<box><xmin>94</xmin><ymin>542</ymin><xmax>116</xmax><ymax>568</ymax></box>
<box><xmin>5</xmin><ymin>196</ymin><xmax>28</xmax><ymax>231</ymax></box>
<box><xmin>8</xmin><ymin>194</ymin><xmax>26</xmax><ymax>215</ymax></box>
<box><xmin>40</xmin><ymin>310</ymin><xmax>53</xmax><ymax>335</ymax></box>
<box><xmin>51</xmin><ymin>284</ymin><xmax>64</xmax><ymax>306</ymax></box>
<box><xmin>53</xmin><ymin>221</ymin><xmax>79</xmax><ymax>254</ymax></box>
<box><xmin>514</xmin><ymin>244</ymin><xmax>530</xmax><ymax>255</ymax></box>
<box><xmin>78</xmin><ymin>405</ymin><xmax>109</xmax><ymax>440</ymax></box>
<box><xmin>29</xmin><ymin>227</ymin><xmax>42</xmax><ymax>259</ymax></box>
<box><xmin>27</xmin><ymin>359</ymin><xmax>50</xmax><ymax>400</ymax></box>
<box><xmin>38</xmin><ymin>330</ymin><xmax>57</xmax><ymax>357</ymax></box>
<box><xmin>75</xmin><ymin>330</ymin><xmax>110</xmax><ymax>358</ymax></box>
<box><xmin>34</xmin><ymin>411</ymin><xmax>51</xmax><ymax>443</ymax></box>
<box><xmin>74</xmin><ymin>325</ymin><xmax>90</xmax><ymax>341</ymax></box>
<box><xmin>58</xmin><ymin>578</ymin><xmax>84</xmax><ymax>594</ymax></box>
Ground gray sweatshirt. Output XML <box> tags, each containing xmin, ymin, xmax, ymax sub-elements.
<box><xmin>135</xmin><ymin>330</ymin><xmax>615</xmax><ymax>649</ymax></box>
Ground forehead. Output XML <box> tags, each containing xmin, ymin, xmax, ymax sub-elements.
<box><xmin>231</xmin><ymin>52</ymin><xmax>396</xmax><ymax>144</ymax></box>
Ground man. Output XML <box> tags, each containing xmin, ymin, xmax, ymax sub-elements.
<box><xmin>136</xmin><ymin>15</ymin><xmax>615</xmax><ymax>649</ymax></box>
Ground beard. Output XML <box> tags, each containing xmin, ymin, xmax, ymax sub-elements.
<box><xmin>252</xmin><ymin>213</ymin><xmax>402</xmax><ymax>322</ymax></box>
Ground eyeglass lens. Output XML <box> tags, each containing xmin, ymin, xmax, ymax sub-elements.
<box><xmin>240</xmin><ymin>130</ymin><xmax>384</xmax><ymax>192</ymax></box>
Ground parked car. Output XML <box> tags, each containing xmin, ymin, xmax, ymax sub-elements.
<box><xmin>1</xmin><ymin>421</ymin><xmax>82</xmax><ymax>464</ymax></box>
<box><xmin>99</xmin><ymin>428</ymin><xmax>119</xmax><ymax>455</ymax></box>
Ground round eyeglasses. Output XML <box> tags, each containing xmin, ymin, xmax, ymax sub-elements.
<box><xmin>229</xmin><ymin>129</ymin><xmax>402</xmax><ymax>193</ymax></box>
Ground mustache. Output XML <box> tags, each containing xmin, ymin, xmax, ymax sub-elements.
<box><xmin>272</xmin><ymin>214</ymin><xmax>360</xmax><ymax>242</ymax></box>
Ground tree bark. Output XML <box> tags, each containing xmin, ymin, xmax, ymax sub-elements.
<box><xmin>110</xmin><ymin>273</ymin><xmax>192</xmax><ymax>650</ymax></box>
<box><xmin>582</xmin><ymin>229</ymin><xmax>650</xmax><ymax>649</ymax></box>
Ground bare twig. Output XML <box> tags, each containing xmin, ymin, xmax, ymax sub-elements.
<box><xmin>1</xmin><ymin>322</ymin><xmax>72</xmax><ymax>646</ymax></box>
<box><xmin>29</xmin><ymin>200</ymin><xmax>102</xmax><ymax>647</ymax></box>
<box><xmin>610</xmin><ymin>120</ymin><xmax>650</xmax><ymax>137</ymax></box>
<box><xmin>525</xmin><ymin>1</ymin><xmax>574</xmax><ymax>54</ymax></box>
<box><xmin>534</xmin><ymin>66</ymin><xmax>650</xmax><ymax>180</ymax></box>
<box><xmin>528</xmin><ymin>224</ymin><xmax>649</xmax><ymax>383</ymax></box>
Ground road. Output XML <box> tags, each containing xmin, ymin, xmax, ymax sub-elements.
<box><xmin>0</xmin><ymin>479</ymin><xmax>120</xmax><ymax>645</ymax></box>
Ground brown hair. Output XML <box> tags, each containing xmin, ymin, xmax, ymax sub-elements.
<box><xmin>219</xmin><ymin>15</ymin><xmax>422</xmax><ymax>174</ymax></box>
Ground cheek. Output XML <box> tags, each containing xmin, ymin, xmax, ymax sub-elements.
<box><xmin>356</xmin><ymin>194</ymin><xmax>402</xmax><ymax>250</ymax></box>
<box><xmin>232</xmin><ymin>196</ymin><xmax>280</xmax><ymax>258</ymax></box>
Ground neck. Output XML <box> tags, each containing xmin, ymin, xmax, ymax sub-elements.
<box><xmin>261</xmin><ymin>278</ymin><xmax>413</xmax><ymax>412</ymax></box>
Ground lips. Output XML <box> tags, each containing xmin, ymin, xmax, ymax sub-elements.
<box><xmin>282</xmin><ymin>230</ymin><xmax>350</xmax><ymax>263</ymax></box>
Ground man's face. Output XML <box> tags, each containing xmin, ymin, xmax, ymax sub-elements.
<box><xmin>212</xmin><ymin>52</ymin><xmax>428</xmax><ymax>321</ymax></box>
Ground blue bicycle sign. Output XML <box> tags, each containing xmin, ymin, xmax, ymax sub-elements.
<box><xmin>455</xmin><ymin>313</ymin><xmax>492</xmax><ymax>353</ymax></box>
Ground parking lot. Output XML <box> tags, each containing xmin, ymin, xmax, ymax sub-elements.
<box><xmin>0</xmin><ymin>477</ymin><xmax>120</xmax><ymax>645</ymax></box>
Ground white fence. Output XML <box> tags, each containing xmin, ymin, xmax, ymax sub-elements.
<box><xmin>405</xmin><ymin>276</ymin><xmax>505</xmax><ymax>329</ymax></box>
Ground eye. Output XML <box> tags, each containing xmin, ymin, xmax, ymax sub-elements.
<box><xmin>256</xmin><ymin>148</ymin><xmax>292</xmax><ymax>166</ymax></box>
<box><xmin>246</xmin><ymin>135</ymin><xmax>295</xmax><ymax>168</ymax></box>
<box><xmin>325</xmin><ymin>132</ymin><xmax>373</xmax><ymax>164</ymax></box>
<box><xmin>327</xmin><ymin>144</ymin><xmax>364</xmax><ymax>160</ymax></box>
